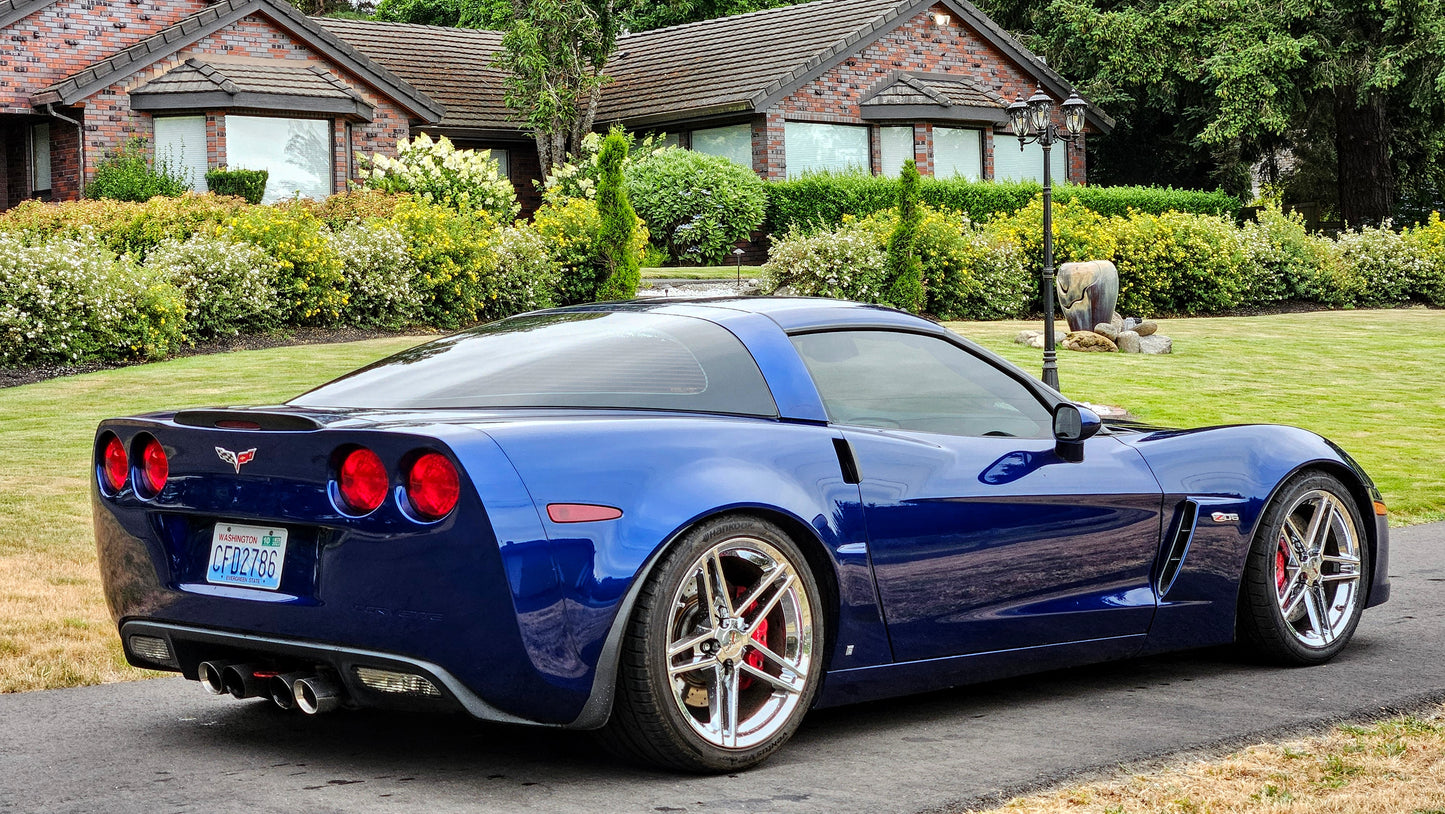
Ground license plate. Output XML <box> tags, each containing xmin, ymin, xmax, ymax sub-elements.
<box><xmin>207</xmin><ymin>523</ymin><xmax>288</xmax><ymax>591</ymax></box>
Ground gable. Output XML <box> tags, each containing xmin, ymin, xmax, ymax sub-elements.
<box><xmin>29</xmin><ymin>0</ymin><xmax>441</xmax><ymax>122</ymax></box>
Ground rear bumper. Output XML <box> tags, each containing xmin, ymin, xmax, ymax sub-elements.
<box><xmin>121</xmin><ymin>620</ymin><xmax>544</xmax><ymax>725</ymax></box>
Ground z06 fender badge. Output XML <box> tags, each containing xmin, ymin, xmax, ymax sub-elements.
<box><xmin>216</xmin><ymin>446</ymin><xmax>257</xmax><ymax>473</ymax></box>
<box><xmin>1211</xmin><ymin>511</ymin><xmax>1240</xmax><ymax>523</ymax></box>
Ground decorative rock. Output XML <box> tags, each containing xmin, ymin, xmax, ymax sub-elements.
<box><xmin>1014</xmin><ymin>330</ymin><xmax>1042</xmax><ymax>345</ymax></box>
<box><xmin>1138</xmin><ymin>334</ymin><xmax>1172</xmax><ymax>354</ymax></box>
<box><xmin>1062</xmin><ymin>330</ymin><xmax>1118</xmax><ymax>352</ymax></box>
<box><xmin>1122</xmin><ymin>317</ymin><xmax>1139</xmax><ymax>331</ymax></box>
<box><xmin>1135</xmin><ymin>320</ymin><xmax>1159</xmax><ymax>337</ymax></box>
<box><xmin>1025</xmin><ymin>333</ymin><xmax>1045</xmax><ymax>349</ymax></box>
<box><xmin>1110</xmin><ymin>312</ymin><xmax>1126</xmax><ymax>332</ymax></box>
<box><xmin>1116</xmin><ymin>330</ymin><xmax>1142</xmax><ymax>353</ymax></box>
<box><xmin>1093</xmin><ymin>322</ymin><xmax>1118</xmax><ymax>341</ymax></box>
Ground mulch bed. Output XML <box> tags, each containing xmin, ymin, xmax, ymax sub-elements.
<box><xmin>1</xmin><ymin>327</ymin><xmax>429</xmax><ymax>390</ymax></box>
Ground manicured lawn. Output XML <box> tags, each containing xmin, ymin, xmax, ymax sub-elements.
<box><xmin>641</xmin><ymin>265</ymin><xmax>761</xmax><ymax>280</ymax></box>
<box><xmin>947</xmin><ymin>309</ymin><xmax>1445</xmax><ymax>527</ymax></box>
<box><xmin>0</xmin><ymin>308</ymin><xmax>1438</xmax><ymax>693</ymax></box>
<box><xmin>0</xmin><ymin>337</ymin><xmax>425</xmax><ymax>693</ymax></box>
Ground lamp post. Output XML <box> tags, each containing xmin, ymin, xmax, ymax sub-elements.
<box><xmin>1007</xmin><ymin>87</ymin><xmax>1088</xmax><ymax>392</ymax></box>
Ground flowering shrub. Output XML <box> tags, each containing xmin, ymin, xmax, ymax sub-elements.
<box><xmin>0</xmin><ymin>231</ymin><xmax>184</xmax><ymax>365</ymax></box>
<box><xmin>287</xmin><ymin>189</ymin><xmax>413</xmax><ymax>230</ymax></box>
<box><xmin>762</xmin><ymin>225</ymin><xmax>887</xmax><ymax>302</ymax></box>
<box><xmin>358</xmin><ymin>133</ymin><xmax>518</xmax><ymax>220</ymax></box>
<box><xmin>1331</xmin><ymin>223</ymin><xmax>1431</xmax><ymax>307</ymax></box>
<box><xmin>1405</xmin><ymin>213</ymin><xmax>1445</xmax><ymax>307</ymax></box>
<box><xmin>388</xmin><ymin>199</ymin><xmax>500</xmax><ymax>328</ymax></box>
<box><xmin>225</xmin><ymin>207</ymin><xmax>347</xmax><ymax>325</ymax></box>
<box><xmin>1111</xmin><ymin>210</ymin><xmax>1249</xmax><ymax>316</ymax></box>
<box><xmin>328</xmin><ymin>222</ymin><xmax>422</xmax><ymax>330</ymax></box>
<box><xmin>144</xmin><ymin>235</ymin><xmax>278</xmax><ymax>339</ymax></box>
<box><xmin>489</xmin><ymin>225</ymin><xmax>561</xmax><ymax>320</ymax></box>
<box><xmin>625</xmin><ymin>148</ymin><xmax>766</xmax><ymax>264</ymax></box>
<box><xmin>983</xmin><ymin>197</ymin><xmax>1119</xmax><ymax>272</ymax></box>
<box><xmin>532</xmin><ymin>197</ymin><xmax>649</xmax><ymax>304</ymax></box>
<box><xmin>540</xmin><ymin>131</ymin><xmax>674</xmax><ymax>206</ymax></box>
<box><xmin>1238</xmin><ymin>206</ymin><xmax>1333</xmax><ymax>304</ymax></box>
<box><xmin>0</xmin><ymin>194</ymin><xmax>249</xmax><ymax>259</ymax></box>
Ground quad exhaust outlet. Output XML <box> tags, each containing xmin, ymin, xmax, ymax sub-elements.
<box><xmin>197</xmin><ymin>661</ymin><xmax>343</xmax><ymax>715</ymax></box>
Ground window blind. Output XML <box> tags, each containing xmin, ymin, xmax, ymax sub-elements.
<box><xmin>154</xmin><ymin>116</ymin><xmax>207</xmax><ymax>193</ymax></box>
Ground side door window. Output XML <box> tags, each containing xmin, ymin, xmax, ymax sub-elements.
<box><xmin>789</xmin><ymin>329</ymin><xmax>1052</xmax><ymax>439</ymax></box>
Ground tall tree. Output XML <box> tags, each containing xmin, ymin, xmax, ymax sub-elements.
<box><xmin>493</xmin><ymin>0</ymin><xmax>621</xmax><ymax>175</ymax></box>
<box><xmin>620</xmin><ymin>0</ymin><xmax>806</xmax><ymax>32</ymax></box>
<box><xmin>978</xmin><ymin>0</ymin><xmax>1445</xmax><ymax>224</ymax></box>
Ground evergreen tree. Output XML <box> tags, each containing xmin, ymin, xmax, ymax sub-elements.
<box><xmin>594</xmin><ymin>129</ymin><xmax>641</xmax><ymax>301</ymax></box>
<box><xmin>884</xmin><ymin>159</ymin><xmax>924</xmax><ymax>313</ymax></box>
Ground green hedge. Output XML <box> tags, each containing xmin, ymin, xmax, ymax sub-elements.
<box><xmin>205</xmin><ymin>167</ymin><xmax>269</xmax><ymax>205</ymax></box>
<box><xmin>764</xmin><ymin>172</ymin><xmax>1242</xmax><ymax>234</ymax></box>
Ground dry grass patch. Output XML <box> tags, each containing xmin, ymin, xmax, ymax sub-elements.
<box><xmin>0</xmin><ymin>336</ymin><xmax>425</xmax><ymax>692</ymax></box>
<box><xmin>966</xmin><ymin>705</ymin><xmax>1445</xmax><ymax>813</ymax></box>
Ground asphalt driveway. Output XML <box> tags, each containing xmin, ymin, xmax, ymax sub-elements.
<box><xmin>3</xmin><ymin>522</ymin><xmax>1442</xmax><ymax>814</ymax></box>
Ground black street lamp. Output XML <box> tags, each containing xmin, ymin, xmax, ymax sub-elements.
<box><xmin>1007</xmin><ymin>87</ymin><xmax>1088</xmax><ymax>391</ymax></box>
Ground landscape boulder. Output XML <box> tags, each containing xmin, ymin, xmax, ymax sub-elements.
<box><xmin>1062</xmin><ymin>330</ymin><xmax>1118</xmax><ymax>352</ymax></box>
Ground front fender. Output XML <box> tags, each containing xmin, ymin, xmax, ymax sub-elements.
<box><xmin>1118</xmin><ymin>424</ymin><xmax>1389</xmax><ymax>652</ymax></box>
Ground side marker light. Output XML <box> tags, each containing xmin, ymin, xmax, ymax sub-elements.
<box><xmin>547</xmin><ymin>504</ymin><xmax>623</xmax><ymax>523</ymax></box>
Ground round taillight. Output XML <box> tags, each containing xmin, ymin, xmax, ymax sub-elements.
<box><xmin>406</xmin><ymin>452</ymin><xmax>459</xmax><ymax>521</ymax></box>
<box><xmin>102</xmin><ymin>435</ymin><xmax>128</xmax><ymax>492</ymax></box>
<box><xmin>338</xmin><ymin>447</ymin><xmax>388</xmax><ymax>515</ymax></box>
<box><xmin>140</xmin><ymin>437</ymin><xmax>168</xmax><ymax>495</ymax></box>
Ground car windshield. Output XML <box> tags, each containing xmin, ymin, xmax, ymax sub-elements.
<box><xmin>291</xmin><ymin>312</ymin><xmax>778</xmax><ymax>416</ymax></box>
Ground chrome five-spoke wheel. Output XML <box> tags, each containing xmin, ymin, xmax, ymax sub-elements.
<box><xmin>601</xmin><ymin>515</ymin><xmax>824</xmax><ymax>772</ymax></box>
<box><xmin>1241</xmin><ymin>472</ymin><xmax>1370</xmax><ymax>664</ymax></box>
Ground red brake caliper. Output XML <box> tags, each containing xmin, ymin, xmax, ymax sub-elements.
<box><xmin>735</xmin><ymin>587</ymin><xmax>769</xmax><ymax>690</ymax></box>
<box><xmin>1275</xmin><ymin>535</ymin><xmax>1289</xmax><ymax>595</ymax></box>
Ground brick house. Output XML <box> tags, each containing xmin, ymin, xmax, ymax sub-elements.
<box><xmin>322</xmin><ymin>0</ymin><xmax>1113</xmax><ymax>205</ymax></box>
<box><xmin>0</xmin><ymin>0</ymin><xmax>1109</xmax><ymax>211</ymax></box>
<box><xmin>0</xmin><ymin>0</ymin><xmax>440</xmax><ymax>209</ymax></box>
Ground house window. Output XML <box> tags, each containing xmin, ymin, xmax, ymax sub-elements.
<box><xmin>992</xmin><ymin>135</ymin><xmax>1067</xmax><ymax>183</ymax></box>
<box><xmin>784</xmin><ymin>122</ymin><xmax>868</xmax><ymax>178</ymax></box>
<box><xmin>31</xmin><ymin>123</ymin><xmax>51</xmax><ymax>193</ymax></box>
<box><xmin>225</xmin><ymin>115</ymin><xmax>332</xmax><ymax>203</ymax></box>
<box><xmin>878</xmin><ymin>125</ymin><xmax>912</xmax><ymax>177</ymax></box>
<box><xmin>154</xmin><ymin>116</ymin><xmax>208</xmax><ymax>193</ymax></box>
<box><xmin>934</xmin><ymin>127</ymin><xmax>982</xmax><ymax>180</ymax></box>
<box><xmin>489</xmin><ymin>147</ymin><xmax>509</xmax><ymax>179</ymax></box>
<box><xmin>653</xmin><ymin>133</ymin><xmax>681</xmax><ymax>149</ymax></box>
<box><xmin>691</xmin><ymin>123</ymin><xmax>751</xmax><ymax>168</ymax></box>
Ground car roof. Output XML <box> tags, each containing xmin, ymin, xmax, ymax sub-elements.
<box><xmin>545</xmin><ymin>296</ymin><xmax>946</xmax><ymax>333</ymax></box>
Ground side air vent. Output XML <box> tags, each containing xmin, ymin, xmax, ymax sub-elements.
<box><xmin>175</xmin><ymin>410</ymin><xmax>324</xmax><ymax>431</ymax></box>
<box><xmin>1158</xmin><ymin>500</ymin><xmax>1199</xmax><ymax>597</ymax></box>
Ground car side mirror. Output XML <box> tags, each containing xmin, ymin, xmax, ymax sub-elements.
<box><xmin>1053</xmin><ymin>403</ymin><xmax>1101</xmax><ymax>463</ymax></box>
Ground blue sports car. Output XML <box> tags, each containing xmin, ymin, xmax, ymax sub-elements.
<box><xmin>94</xmin><ymin>297</ymin><xmax>1389</xmax><ymax>772</ymax></box>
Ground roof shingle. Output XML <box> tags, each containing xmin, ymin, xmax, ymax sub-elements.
<box><xmin>318</xmin><ymin>18</ymin><xmax>514</xmax><ymax>133</ymax></box>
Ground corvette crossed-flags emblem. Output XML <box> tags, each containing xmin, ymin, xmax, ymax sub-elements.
<box><xmin>216</xmin><ymin>447</ymin><xmax>257</xmax><ymax>473</ymax></box>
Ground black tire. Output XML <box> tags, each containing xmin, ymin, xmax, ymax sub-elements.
<box><xmin>1237</xmin><ymin>471</ymin><xmax>1370</xmax><ymax>665</ymax></box>
<box><xmin>598</xmin><ymin>515</ymin><xmax>826</xmax><ymax>772</ymax></box>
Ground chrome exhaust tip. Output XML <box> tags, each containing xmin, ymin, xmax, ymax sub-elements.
<box><xmin>293</xmin><ymin>675</ymin><xmax>341</xmax><ymax>715</ymax></box>
<box><xmin>197</xmin><ymin>660</ymin><xmax>232</xmax><ymax>696</ymax></box>
<box><xmin>222</xmin><ymin>663</ymin><xmax>266</xmax><ymax>700</ymax></box>
<box><xmin>270</xmin><ymin>673</ymin><xmax>306</xmax><ymax>710</ymax></box>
